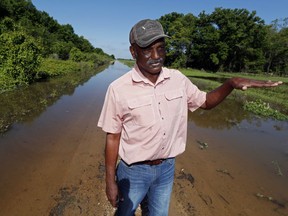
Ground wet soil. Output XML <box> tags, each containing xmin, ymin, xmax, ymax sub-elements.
<box><xmin>0</xmin><ymin>61</ymin><xmax>287</xmax><ymax>216</ymax></box>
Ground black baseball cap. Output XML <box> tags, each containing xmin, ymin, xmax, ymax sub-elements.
<box><xmin>129</xmin><ymin>19</ymin><xmax>170</xmax><ymax>47</ymax></box>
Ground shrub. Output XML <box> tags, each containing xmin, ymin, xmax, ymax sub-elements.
<box><xmin>0</xmin><ymin>31</ymin><xmax>42</xmax><ymax>91</ymax></box>
<box><xmin>243</xmin><ymin>99</ymin><xmax>288</xmax><ymax>120</ymax></box>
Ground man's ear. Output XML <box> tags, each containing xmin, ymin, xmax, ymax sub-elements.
<box><xmin>129</xmin><ymin>45</ymin><xmax>137</xmax><ymax>59</ymax></box>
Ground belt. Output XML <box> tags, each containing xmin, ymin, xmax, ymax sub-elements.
<box><xmin>122</xmin><ymin>159</ymin><xmax>166</xmax><ymax>166</ymax></box>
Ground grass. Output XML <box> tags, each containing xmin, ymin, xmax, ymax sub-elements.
<box><xmin>38</xmin><ymin>58</ymin><xmax>94</xmax><ymax>77</ymax></box>
<box><xmin>181</xmin><ymin>68</ymin><xmax>288</xmax><ymax>120</ymax></box>
<box><xmin>118</xmin><ymin>59</ymin><xmax>135</xmax><ymax>68</ymax></box>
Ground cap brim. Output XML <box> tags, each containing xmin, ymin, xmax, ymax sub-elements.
<box><xmin>137</xmin><ymin>34</ymin><xmax>170</xmax><ymax>48</ymax></box>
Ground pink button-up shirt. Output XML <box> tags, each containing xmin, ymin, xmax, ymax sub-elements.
<box><xmin>98</xmin><ymin>65</ymin><xmax>206</xmax><ymax>165</ymax></box>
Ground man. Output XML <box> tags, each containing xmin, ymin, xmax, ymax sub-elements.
<box><xmin>97</xmin><ymin>19</ymin><xmax>282</xmax><ymax>216</ymax></box>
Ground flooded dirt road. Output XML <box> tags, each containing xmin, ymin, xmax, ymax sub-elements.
<box><xmin>0</xmin><ymin>61</ymin><xmax>287</xmax><ymax>216</ymax></box>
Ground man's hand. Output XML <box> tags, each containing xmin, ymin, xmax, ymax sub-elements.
<box><xmin>229</xmin><ymin>77</ymin><xmax>283</xmax><ymax>91</ymax></box>
<box><xmin>203</xmin><ymin>77</ymin><xmax>283</xmax><ymax>110</ymax></box>
<box><xmin>106</xmin><ymin>180</ymin><xmax>122</xmax><ymax>207</ymax></box>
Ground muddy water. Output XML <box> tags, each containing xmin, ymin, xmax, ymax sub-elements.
<box><xmin>0</xmin><ymin>61</ymin><xmax>287</xmax><ymax>215</ymax></box>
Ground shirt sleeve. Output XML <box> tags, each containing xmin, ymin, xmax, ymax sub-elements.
<box><xmin>97</xmin><ymin>85</ymin><xmax>122</xmax><ymax>133</ymax></box>
<box><xmin>185</xmin><ymin>77</ymin><xmax>207</xmax><ymax>112</ymax></box>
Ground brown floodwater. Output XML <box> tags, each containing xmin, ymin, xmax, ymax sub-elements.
<box><xmin>0</xmin><ymin>61</ymin><xmax>287</xmax><ymax>215</ymax></box>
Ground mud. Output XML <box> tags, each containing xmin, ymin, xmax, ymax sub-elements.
<box><xmin>0</xmin><ymin>61</ymin><xmax>287</xmax><ymax>216</ymax></box>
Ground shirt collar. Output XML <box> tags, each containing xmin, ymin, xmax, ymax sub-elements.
<box><xmin>131</xmin><ymin>64</ymin><xmax>170</xmax><ymax>85</ymax></box>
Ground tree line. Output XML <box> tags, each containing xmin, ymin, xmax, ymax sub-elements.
<box><xmin>0</xmin><ymin>0</ymin><xmax>114</xmax><ymax>92</ymax></box>
<box><xmin>0</xmin><ymin>1</ymin><xmax>287</xmax><ymax>93</ymax></box>
<box><xmin>158</xmin><ymin>10</ymin><xmax>288</xmax><ymax>75</ymax></box>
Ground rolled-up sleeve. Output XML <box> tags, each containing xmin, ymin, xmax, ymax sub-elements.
<box><xmin>97</xmin><ymin>85</ymin><xmax>122</xmax><ymax>134</ymax></box>
<box><xmin>185</xmin><ymin>77</ymin><xmax>207</xmax><ymax>112</ymax></box>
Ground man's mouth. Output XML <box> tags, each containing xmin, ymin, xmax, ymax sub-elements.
<box><xmin>151</xmin><ymin>62</ymin><xmax>162</xmax><ymax>67</ymax></box>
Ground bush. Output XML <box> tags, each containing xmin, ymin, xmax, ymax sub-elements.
<box><xmin>243</xmin><ymin>99</ymin><xmax>288</xmax><ymax>120</ymax></box>
<box><xmin>0</xmin><ymin>31</ymin><xmax>42</xmax><ymax>91</ymax></box>
<box><xmin>38</xmin><ymin>58</ymin><xmax>82</xmax><ymax>77</ymax></box>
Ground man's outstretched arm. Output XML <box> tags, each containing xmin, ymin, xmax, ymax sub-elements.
<box><xmin>201</xmin><ymin>77</ymin><xmax>283</xmax><ymax>110</ymax></box>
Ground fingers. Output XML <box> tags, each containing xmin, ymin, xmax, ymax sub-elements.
<box><xmin>109</xmin><ymin>195</ymin><xmax>124</xmax><ymax>208</ymax></box>
<box><xmin>106</xmin><ymin>188</ymin><xmax>119</xmax><ymax>207</ymax></box>
<box><xmin>241</xmin><ymin>80</ymin><xmax>283</xmax><ymax>91</ymax></box>
<box><xmin>265</xmin><ymin>80</ymin><xmax>282</xmax><ymax>86</ymax></box>
<box><xmin>242</xmin><ymin>86</ymin><xmax>248</xmax><ymax>90</ymax></box>
<box><xmin>262</xmin><ymin>80</ymin><xmax>283</xmax><ymax>87</ymax></box>
<box><xmin>106</xmin><ymin>180</ymin><xmax>121</xmax><ymax>207</ymax></box>
<box><xmin>107</xmin><ymin>190</ymin><xmax>124</xmax><ymax>207</ymax></box>
<box><xmin>111</xmin><ymin>196</ymin><xmax>119</xmax><ymax>207</ymax></box>
<box><xmin>107</xmin><ymin>195</ymin><xmax>118</xmax><ymax>207</ymax></box>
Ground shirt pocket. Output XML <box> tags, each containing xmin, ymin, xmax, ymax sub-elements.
<box><xmin>128</xmin><ymin>96</ymin><xmax>155</xmax><ymax>126</ymax></box>
<box><xmin>164</xmin><ymin>90</ymin><xmax>183</xmax><ymax>116</ymax></box>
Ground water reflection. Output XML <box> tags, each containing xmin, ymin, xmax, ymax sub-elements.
<box><xmin>190</xmin><ymin>98</ymin><xmax>288</xmax><ymax>132</ymax></box>
<box><xmin>189</xmin><ymin>99</ymin><xmax>251</xmax><ymax>130</ymax></box>
<box><xmin>0</xmin><ymin>64</ymin><xmax>110</xmax><ymax>134</ymax></box>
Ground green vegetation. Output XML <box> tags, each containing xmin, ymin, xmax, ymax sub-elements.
<box><xmin>0</xmin><ymin>30</ymin><xmax>42</xmax><ymax>91</ymax></box>
<box><xmin>0</xmin><ymin>0</ymin><xmax>114</xmax><ymax>93</ymax></box>
<box><xmin>244</xmin><ymin>100</ymin><xmax>288</xmax><ymax>121</ymax></box>
<box><xmin>118</xmin><ymin>59</ymin><xmax>135</xmax><ymax>68</ymax></box>
<box><xmin>181</xmin><ymin>68</ymin><xmax>288</xmax><ymax>120</ymax></box>
<box><xmin>159</xmin><ymin>11</ymin><xmax>288</xmax><ymax>75</ymax></box>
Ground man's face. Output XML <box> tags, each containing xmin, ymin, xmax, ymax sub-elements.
<box><xmin>130</xmin><ymin>39</ymin><xmax>166</xmax><ymax>77</ymax></box>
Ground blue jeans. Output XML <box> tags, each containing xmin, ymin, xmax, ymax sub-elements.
<box><xmin>115</xmin><ymin>158</ymin><xmax>175</xmax><ymax>216</ymax></box>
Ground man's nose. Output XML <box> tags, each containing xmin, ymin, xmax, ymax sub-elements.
<box><xmin>150</xmin><ymin>48</ymin><xmax>160</xmax><ymax>59</ymax></box>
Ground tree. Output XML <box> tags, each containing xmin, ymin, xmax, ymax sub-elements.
<box><xmin>0</xmin><ymin>0</ymin><xmax>12</xmax><ymax>19</ymax></box>
<box><xmin>159</xmin><ymin>12</ymin><xmax>197</xmax><ymax>68</ymax></box>
<box><xmin>161</xmin><ymin>8</ymin><xmax>268</xmax><ymax>72</ymax></box>
<box><xmin>0</xmin><ymin>0</ymin><xmax>113</xmax><ymax>92</ymax></box>
<box><xmin>264</xmin><ymin>19</ymin><xmax>288</xmax><ymax>76</ymax></box>
<box><xmin>51</xmin><ymin>41</ymin><xmax>74</xmax><ymax>60</ymax></box>
<box><xmin>0</xmin><ymin>31</ymin><xmax>42</xmax><ymax>90</ymax></box>
<box><xmin>204</xmin><ymin>8</ymin><xmax>267</xmax><ymax>72</ymax></box>
<box><xmin>188</xmin><ymin>12</ymin><xmax>223</xmax><ymax>71</ymax></box>
<box><xmin>69</xmin><ymin>47</ymin><xmax>84</xmax><ymax>62</ymax></box>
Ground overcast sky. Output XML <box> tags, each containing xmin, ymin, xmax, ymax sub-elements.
<box><xmin>31</xmin><ymin>0</ymin><xmax>288</xmax><ymax>59</ymax></box>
